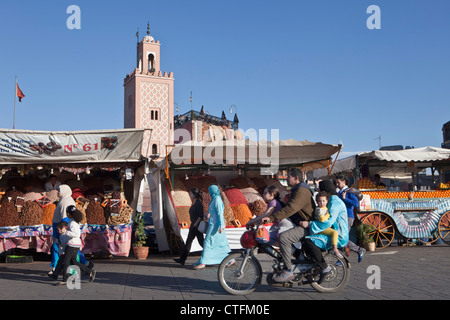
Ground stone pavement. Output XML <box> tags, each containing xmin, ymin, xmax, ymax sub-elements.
<box><xmin>0</xmin><ymin>245</ymin><xmax>449</xmax><ymax>301</ymax></box>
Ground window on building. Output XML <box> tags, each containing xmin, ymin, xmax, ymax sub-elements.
<box><xmin>148</xmin><ymin>54</ymin><xmax>155</xmax><ymax>72</ymax></box>
<box><xmin>149</xmin><ymin>108</ymin><xmax>160</xmax><ymax>121</ymax></box>
<box><xmin>152</xmin><ymin>144</ymin><xmax>158</xmax><ymax>155</ymax></box>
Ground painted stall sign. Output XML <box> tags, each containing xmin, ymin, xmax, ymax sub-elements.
<box><xmin>0</xmin><ymin>129</ymin><xmax>144</xmax><ymax>163</ymax></box>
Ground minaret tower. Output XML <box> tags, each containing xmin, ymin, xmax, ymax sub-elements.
<box><xmin>124</xmin><ymin>22</ymin><xmax>174</xmax><ymax>158</ymax></box>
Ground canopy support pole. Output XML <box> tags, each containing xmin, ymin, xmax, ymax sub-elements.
<box><xmin>328</xmin><ymin>144</ymin><xmax>343</xmax><ymax>176</ymax></box>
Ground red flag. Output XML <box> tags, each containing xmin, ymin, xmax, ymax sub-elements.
<box><xmin>16</xmin><ymin>83</ymin><xmax>25</xmax><ymax>102</ymax></box>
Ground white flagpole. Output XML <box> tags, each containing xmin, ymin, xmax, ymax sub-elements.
<box><xmin>13</xmin><ymin>76</ymin><xmax>17</xmax><ymax>129</ymax></box>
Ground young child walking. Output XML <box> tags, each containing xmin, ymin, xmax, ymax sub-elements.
<box><xmin>314</xmin><ymin>191</ymin><xmax>343</xmax><ymax>258</ymax></box>
<box><xmin>49</xmin><ymin>205</ymin><xmax>96</xmax><ymax>285</ymax></box>
<box><xmin>55</xmin><ymin>221</ymin><xmax>69</xmax><ymax>256</ymax></box>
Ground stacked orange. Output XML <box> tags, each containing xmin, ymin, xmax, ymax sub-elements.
<box><xmin>362</xmin><ymin>190</ymin><xmax>450</xmax><ymax>199</ymax></box>
<box><xmin>357</xmin><ymin>178</ymin><xmax>385</xmax><ymax>190</ymax></box>
<box><xmin>357</xmin><ymin>178</ymin><xmax>376</xmax><ymax>189</ymax></box>
<box><xmin>363</xmin><ymin>191</ymin><xmax>408</xmax><ymax>199</ymax></box>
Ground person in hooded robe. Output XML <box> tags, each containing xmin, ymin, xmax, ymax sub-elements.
<box><xmin>193</xmin><ymin>185</ymin><xmax>231</xmax><ymax>269</ymax></box>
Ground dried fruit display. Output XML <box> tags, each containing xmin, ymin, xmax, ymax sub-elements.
<box><xmin>0</xmin><ymin>199</ymin><xmax>19</xmax><ymax>227</ymax></box>
<box><xmin>224</xmin><ymin>188</ymin><xmax>247</xmax><ymax>206</ymax></box>
<box><xmin>108</xmin><ymin>204</ymin><xmax>133</xmax><ymax>225</ymax></box>
<box><xmin>42</xmin><ymin>203</ymin><xmax>56</xmax><ymax>225</ymax></box>
<box><xmin>24</xmin><ymin>192</ymin><xmax>44</xmax><ymax>202</ymax></box>
<box><xmin>175</xmin><ymin>206</ymin><xmax>191</xmax><ymax>228</ymax></box>
<box><xmin>241</xmin><ymin>187</ymin><xmax>264</xmax><ymax>203</ymax></box>
<box><xmin>19</xmin><ymin>201</ymin><xmax>43</xmax><ymax>226</ymax></box>
<box><xmin>201</xmin><ymin>190</ymin><xmax>211</xmax><ymax>215</ymax></box>
<box><xmin>45</xmin><ymin>190</ymin><xmax>60</xmax><ymax>203</ymax></box>
<box><xmin>247</xmin><ymin>200</ymin><xmax>267</xmax><ymax>217</ymax></box>
<box><xmin>85</xmin><ymin>202</ymin><xmax>106</xmax><ymax>225</ymax></box>
<box><xmin>75</xmin><ymin>202</ymin><xmax>88</xmax><ymax>224</ymax></box>
<box><xmin>231</xmin><ymin>204</ymin><xmax>253</xmax><ymax>226</ymax></box>
<box><xmin>172</xmin><ymin>190</ymin><xmax>192</xmax><ymax>207</ymax></box>
<box><xmin>220</xmin><ymin>188</ymin><xmax>231</xmax><ymax>206</ymax></box>
<box><xmin>5</xmin><ymin>189</ymin><xmax>24</xmax><ymax>202</ymax></box>
<box><xmin>223</xmin><ymin>205</ymin><xmax>236</xmax><ymax>227</ymax></box>
<box><xmin>86</xmin><ymin>193</ymin><xmax>104</xmax><ymax>204</ymax></box>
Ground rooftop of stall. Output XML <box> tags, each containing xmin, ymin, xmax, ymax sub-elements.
<box><xmin>313</xmin><ymin>146</ymin><xmax>450</xmax><ymax>187</ymax></box>
<box><xmin>164</xmin><ymin>139</ymin><xmax>341</xmax><ymax>178</ymax></box>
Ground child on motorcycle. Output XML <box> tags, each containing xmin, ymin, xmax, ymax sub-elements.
<box><xmin>246</xmin><ymin>185</ymin><xmax>294</xmax><ymax>246</ymax></box>
<box><xmin>314</xmin><ymin>192</ymin><xmax>343</xmax><ymax>258</ymax></box>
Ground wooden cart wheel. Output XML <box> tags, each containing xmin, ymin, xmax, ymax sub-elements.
<box><xmin>438</xmin><ymin>211</ymin><xmax>450</xmax><ymax>246</ymax></box>
<box><xmin>360</xmin><ymin>212</ymin><xmax>395</xmax><ymax>249</ymax></box>
<box><xmin>418</xmin><ymin>232</ymin><xmax>440</xmax><ymax>245</ymax></box>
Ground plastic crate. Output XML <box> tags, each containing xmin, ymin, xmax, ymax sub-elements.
<box><xmin>5</xmin><ymin>255</ymin><xmax>33</xmax><ymax>263</ymax></box>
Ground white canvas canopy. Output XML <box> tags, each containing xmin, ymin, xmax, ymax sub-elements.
<box><xmin>148</xmin><ymin>138</ymin><xmax>341</xmax><ymax>251</ymax></box>
<box><xmin>361</xmin><ymin>146</ymin><xmax>450</xmax><ymax>163</ymax></box>
<box><xmin>169</xmin><ymin>138</ymin><xmax>341</xmax><ymax>170</ymax></box>
<box><xmin>313</xmin><ymin>146</ymin><xmax>450</xmax><ymax>180</ymax></box>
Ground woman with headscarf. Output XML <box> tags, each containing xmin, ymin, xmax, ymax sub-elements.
<box><xmin>302</xmin><ymin>180</ymin><xmax>349</xmax><ymax>283</ymax></box>
<box><xmin>53</xmin><ymin>185</ymin><xmax>76</xmax><ymax>225</ymax></box>
<box><xmin>193</xmin><ymin>185</ymin><xmax>231</xmax><ymax>270</ymax></box>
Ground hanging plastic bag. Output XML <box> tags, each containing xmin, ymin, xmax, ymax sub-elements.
<box><xmin>255</xmin><ymin>226</ymin><xmax>270</xmax><ymax>244</ymax></box>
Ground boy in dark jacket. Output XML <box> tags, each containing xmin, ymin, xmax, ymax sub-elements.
<box><xmin>335</xmin><ymin>174</ymin><xmax>365</xmax><ymax>262</ymax></box>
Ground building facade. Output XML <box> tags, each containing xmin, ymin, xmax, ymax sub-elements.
<box><xmin>123</xmin><ymin>25</ymin><xmax>174</xmax><ymax>159</ymax></box>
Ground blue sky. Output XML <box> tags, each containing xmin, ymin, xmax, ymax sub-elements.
<box><xmin>0</xmin><ymin>0</ymin><xmax>449</xmax><ymax>157</ymax></box>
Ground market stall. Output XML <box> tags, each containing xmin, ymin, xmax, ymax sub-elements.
<box><xmin>312</xmin><ymin>146</ymin><xmax>450</xmax><ymax>248</ymax></box>
<box><xmin>0</xmin><ymin>128</ymin><xmax>146</xmax><ymax>257</ymax></box>
<box><xmin>148</xmin><ymin>139</ymin><xmax>341</xmax><ymax>251</ymax></box>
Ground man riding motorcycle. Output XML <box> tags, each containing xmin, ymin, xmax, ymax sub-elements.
<box><xmin>258</xmin><ymin>168</ymin><xmax>320</xmax><ymax>282</ymax></box>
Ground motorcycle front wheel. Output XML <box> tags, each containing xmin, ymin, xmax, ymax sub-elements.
<box><xmin>218</xmin><ymin>251</ymin><xmax>262</xmax><ymax>295</ymax></box>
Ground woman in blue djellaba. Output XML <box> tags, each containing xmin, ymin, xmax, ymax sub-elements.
<box><xmin>193</xmin><ymin>185</ymin><xmax>230</xmax><ymax>269</ymax></box>
<box><xmin>302</xmin><ymin>180</ymin><xmax>349</xmax><ymax>283</ymax></box>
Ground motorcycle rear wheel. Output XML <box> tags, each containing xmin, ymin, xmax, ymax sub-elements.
<box><xmin>218</xmin><ymin>251</ymin><xmax>262</xmax><ymax>295</ymax></box>
<box><xmin>310</xmin><ymin>252</ymin><xmax>350</xmax><ymax>293</ymax></box>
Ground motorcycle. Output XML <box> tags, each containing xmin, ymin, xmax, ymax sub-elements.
<box><xmin>217</xmin><ymin>225</ymin><xmax>351</xmax><ymax>295</ymax></box>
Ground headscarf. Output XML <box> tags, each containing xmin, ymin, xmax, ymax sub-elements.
<box><xmin>52</xmin><ymin>184</ymin><xmax>76</xmax><ymax>224</ymax></box>
<box><xmin>208</xmin><ymin>185</ymin><xmax>221</xmax><ymax>201</ymax></box>
<box><xmin>208</xmin><ymin>185</ymin><xmax>225</xmax><ymax>228</ymax></box>
<box><xmin>319</xmin><ymin>180</ymin><xmax>337</xmax><ymax>195</ymax></box>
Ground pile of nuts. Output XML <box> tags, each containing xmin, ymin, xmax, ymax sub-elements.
<box><xmin>19</xmin><ymin>201</ymin><xmax>43</xmax><ymax>226</ymax></box>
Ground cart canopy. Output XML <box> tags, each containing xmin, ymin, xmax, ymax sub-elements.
<box><xmin>360</xmin><ymin>146</ymin><xmax>450</xmax><ymax>163</ymax></box>
<box><xmin>313</xmin><ymin>146</ymin><xmax>450</xmax><ymax>179</ymax></box>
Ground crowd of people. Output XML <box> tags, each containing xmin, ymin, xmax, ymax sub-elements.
<box><xmin>44</xmin><ymin>168</ymin><xmax>364</xmax><ymax>287</ymax></box>
<box><xmin>173</xmin><ymin>168</ymin><xmax>366</xmax><ymax>285</ymax></box>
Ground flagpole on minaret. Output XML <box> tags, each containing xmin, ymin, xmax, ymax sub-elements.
<box><xmin>13</xmin><ymin>75</ymin><xmax>17</xmax><ymax>129</ymax></box>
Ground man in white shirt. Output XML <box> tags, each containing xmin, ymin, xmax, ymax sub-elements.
<box><xmin>45</xmin><ymin>174</ymin><xmax>61</xmax><ymax>192</ymax></box>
